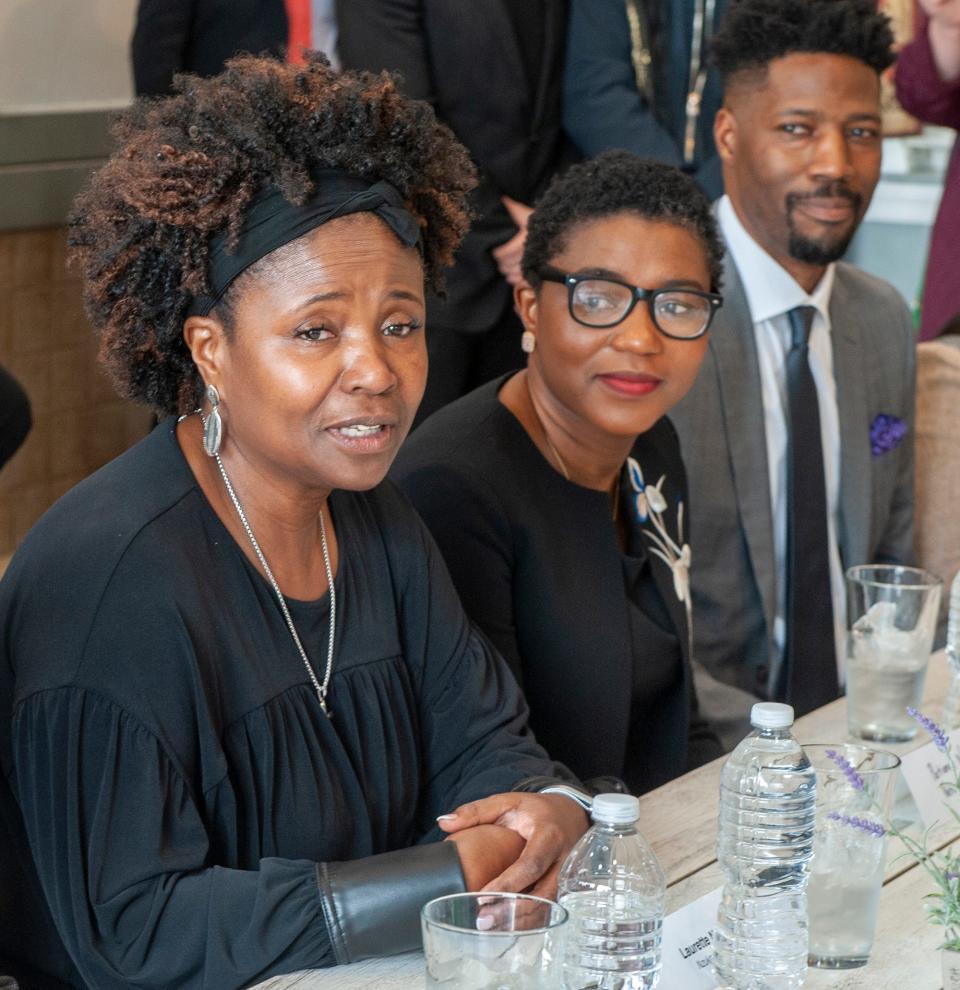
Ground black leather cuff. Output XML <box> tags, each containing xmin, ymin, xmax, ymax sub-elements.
<box><xmin>316</xmin><ymin>841</ymin><xmax>465</xmax><ymax>966</ymax></box>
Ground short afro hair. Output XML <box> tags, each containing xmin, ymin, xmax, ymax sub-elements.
<box><xmin>521</xmin><ymin>151</ymin><xmax>723</xmax><ymax>293</ymax></box>
<box><xmin>69</xmin><ymin>54</ymin><xmax>476</xmax><ymax>415</ymax></box>
<box><xmin>711</xmin><ymin>0</ymin><xmax>895</xmax><ymax>84</ymax></box>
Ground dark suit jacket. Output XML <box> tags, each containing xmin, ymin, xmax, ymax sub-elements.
<box><xmin>131</xmin><ymin>0</ymin><xmax>288</xmax><ymax>97</ymax></box>
<box><xmin>338</xmin><ymin>0</ymin><xmax>574</xmax><ymax>333</ymax></box>
<box><xmin>563</xmin><ymin>0</ymin><xmax>727</xmax><ymax>199</ymax></box>
<box><xmin>393</xmin><ymin>378</ymin><xmax>721</xmax><ymax>791</ymax></box>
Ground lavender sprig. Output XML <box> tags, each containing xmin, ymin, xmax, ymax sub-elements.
<box><xmin>827</xmin><ymin>812</ymin><xmax>886</xmax><ymax>838</ymax></box>
<box><xmin>908</xmin><ymin>707</ymin><xmax>950</xmax><ymax>753</ymax></box>
<box><xmin>825</xmin><ymin>748</ymin><xmax>866</xmax><ymax>791</ymax></box>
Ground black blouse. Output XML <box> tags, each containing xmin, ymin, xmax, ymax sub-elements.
<box><xmin>393</xmin><ymin>377</ymin><xmax>721</xmax><ymax>794</ymax></box>
<box><xmin>0</xmin><ymin>419</ymin><xmax>566</xmax><ymax>989</ymax></box>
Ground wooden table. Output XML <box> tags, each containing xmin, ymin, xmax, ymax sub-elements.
<box><xmin>256</xmin><ymin>652</ymin><xmax>955</xmax><ymax>990</ymax></box>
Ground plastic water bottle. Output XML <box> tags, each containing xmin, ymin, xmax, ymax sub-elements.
<box><xmin>713</xmin><ymin>702</ymin><xmax>816</xmax><ymax>990</ymax></box>
<box><xmin>944</xmin><ymin>572</ymin><xmax>960</xmax><ymax>729</ymax></box>
<box><xmin>557</xmin><ymin>793</ymin><xmax>666</xmax><ymax>990</ymax></box>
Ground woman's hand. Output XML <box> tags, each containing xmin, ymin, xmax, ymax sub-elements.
<box><xmin>445</xmin><ymin>824</ymin><xmax>526</xmax><ymax>891</ymax></box>
<box><xmin>438</xmin><ymin>793</ymin><xmax>589</xmax><ymax>899</ymax></box>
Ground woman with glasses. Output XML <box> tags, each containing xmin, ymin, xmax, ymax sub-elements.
<box><xmin>394</xmin><ymin>151</ymin><xmax>724</xmax><ymax>793</ymax></box>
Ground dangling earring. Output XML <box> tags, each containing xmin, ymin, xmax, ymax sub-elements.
<box><xmin>203</xmin><ymin>383</ymin><xmax>223</xmax><ymax>457</ymax></box>
<box><xmin>521</xmin><ymin>331</ymin><xmax>536</xmax><ymax>354</ymax></box>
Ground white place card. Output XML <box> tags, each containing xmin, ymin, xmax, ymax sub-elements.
<box><xmin>659</xmin><ymin>886</ymin><xmax>723</xmax><ymax>989</ymax></box>
<box><xmin>900</xmin><ymin>731</ymin><xmax>960</xmax><ymax>830</ymax></box>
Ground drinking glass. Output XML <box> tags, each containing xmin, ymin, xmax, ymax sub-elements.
<box><xmin>846</xmin><ymin>564</ymin><xmax>942</xmax><ymax>742</ymax></box>
<box><xmin>804</xmin><ymin>743</ymin><xmax>900</xmax><ymax>968</ymax></box>
<box><xmin>422</xmin><ymin>892</ymin><xmax>568</xmax><ymax>989</ymax></box>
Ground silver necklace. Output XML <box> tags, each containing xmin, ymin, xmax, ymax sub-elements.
<box><xmin>199</xmin><ymin>414</ymin><xmax>336</xmax><ymax>717</ymax></box>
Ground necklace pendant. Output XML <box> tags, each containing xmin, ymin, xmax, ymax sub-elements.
<box><xmin>318</xmin><ymin>691</ymin><xmax>332</xmax><ymax>719</ymax></box>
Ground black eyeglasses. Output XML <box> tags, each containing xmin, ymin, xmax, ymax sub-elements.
<box><xmin>538</xmin><ymin>265</ymin><xmax>723</xmax><ymax>339</ymax></box>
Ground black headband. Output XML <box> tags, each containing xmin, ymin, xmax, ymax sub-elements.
<box><xmin>189</xmin><ymin>169</ymin><xmax>421</xmax><ymax>316</ymax></box>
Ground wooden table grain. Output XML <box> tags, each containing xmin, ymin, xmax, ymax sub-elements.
<box><xmin>254</xmin><ymin>652</ymin><xmax>954</xmax><ymax>990</ymax></box>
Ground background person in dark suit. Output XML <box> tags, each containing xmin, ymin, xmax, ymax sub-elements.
<box><xmin>338</xmin><ymin>0</ymin><xmax>575</xmax><ymax>423</ymax></box>
<box><xmin>563</xmin><ymin>0</ymin><xmax>730</xmax><ymax>200</ymax></box>
<box><xmin>131</xmin><ymin>0</ymin><xmax>339</xmax><ymax>97</ymax></box>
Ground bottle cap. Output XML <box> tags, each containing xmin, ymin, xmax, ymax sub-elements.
<box><xmin>750</xmin><ymin>702</ymin><xmax>794</xmax><ymax>729</ymax></box>
<box><xmin>591</xmin><ymin>793</ymin><xmax>640</xmax><ymax>824</ymax></box>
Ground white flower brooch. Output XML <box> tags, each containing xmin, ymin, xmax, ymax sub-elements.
<box><xmin>626</xmin><ymin>457</ymin><xmax>693</xmax><ymax>653</ymax></box>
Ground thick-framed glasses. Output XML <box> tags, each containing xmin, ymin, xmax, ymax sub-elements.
<box><xmin>538</xmin><ymin>265</ymin><xmax>723</xmax><ymax>339</ymax></box>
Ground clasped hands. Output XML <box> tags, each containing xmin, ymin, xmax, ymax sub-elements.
<box><xmin>439</xmin><ymin>792</ymin><xmax>589</xmax><ymax>899</ymax></box>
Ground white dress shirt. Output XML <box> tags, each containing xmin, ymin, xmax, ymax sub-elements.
<box><xmin>717</xmin><ymin>195</ymin><xmax>847</xmax><ymax>685</ymax></box>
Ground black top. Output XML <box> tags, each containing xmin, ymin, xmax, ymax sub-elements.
<box><xmin>0</xmin><ymin>419</ymin><xmax>566</xmax><ymax>989</ymax></box>
<box><xmin>393</xmin><ymin>378</ymin><xmax>721</xmax><ymax>794</ymax></box>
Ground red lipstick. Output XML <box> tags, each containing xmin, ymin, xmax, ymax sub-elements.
<box><xmin>597</xmin><ymin>372</ymin><xmax>662</xmax><ymax>397</ymax></box>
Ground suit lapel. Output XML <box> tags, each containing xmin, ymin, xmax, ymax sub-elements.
<box><xmin>830</xmin><ymin>272</ymin><xmax>872</xmax><ymax>570</ymax></box>
<box><xmin>712</xmin><ymin>259</ymin><xmax>779</xmax><ymax>635</ymax></box>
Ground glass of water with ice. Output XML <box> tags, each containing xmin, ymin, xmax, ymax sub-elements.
<box><xmin>422</xmin><ymin>892</ymin><xmax>568</xmax><ymax>989</ymax></box>
<box><xmin>846</xmin><ymin>565</ymin><xmax>942</xmax><ymax>742</ymax></box>
<box><xmin>804</xmin><ymin>743</ymin><xmax>900</xmax><ymax>969</ymax></box>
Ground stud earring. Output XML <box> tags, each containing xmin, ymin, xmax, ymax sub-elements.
<box><xmin>203</xmin><ymin>383</ymin><xmax>223</xmax><ymax>457</ymax></box>
<box><xmin>521</xmin><ymin>331</ymin><xmax>536</xmax><ymax>354</ymax></box>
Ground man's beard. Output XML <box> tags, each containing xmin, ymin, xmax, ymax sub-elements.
<box><xmin>785</xmin><ymin>183</ymin><xmax>863</xmax><ymax>266</ymax></box>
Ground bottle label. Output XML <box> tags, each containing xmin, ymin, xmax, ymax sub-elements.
<box><xmin>660</xmin><ymin>886</ymin><xmax>723</xmax><ymax>988</ymax></box>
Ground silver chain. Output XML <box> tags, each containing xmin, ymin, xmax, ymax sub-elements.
<box><xmin>200</xmin><ymin>414</ymin><xmax>335</xmax><ymax>717</ymax></box>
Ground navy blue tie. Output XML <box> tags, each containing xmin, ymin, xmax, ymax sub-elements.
<box><xmin>781</xmin><ymin>306</ymin><xmax>839</xmax><ymax>715</ymax></box>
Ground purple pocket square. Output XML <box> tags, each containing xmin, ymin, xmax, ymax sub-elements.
<box><xmin>870</xmin><ymin>414</ymin><xmax>907</xmax><ymax>457</ymax></box>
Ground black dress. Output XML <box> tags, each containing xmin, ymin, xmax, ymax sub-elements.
<box><xmin>0</xmin><ymin>419</ymin><xmax>568</xmax><ymax>989</ymax></box>
<box><xmin>393</xmin><ymin>377</ymin><xmax>721</xmax><ymax>794</ymax></box>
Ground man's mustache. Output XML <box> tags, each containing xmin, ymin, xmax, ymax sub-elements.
<box><xmin>786</xmin><ymin>183</ymin><xmax>863</xmax><ymax>214</ymax></box>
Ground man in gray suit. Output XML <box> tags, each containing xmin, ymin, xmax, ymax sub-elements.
<box><xmin>671</xmin><ymin>0</ymin><xmax>914</xmax><ymax>742</ymax></box>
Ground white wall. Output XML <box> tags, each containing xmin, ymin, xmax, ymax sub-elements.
<box><xmin>0</xmin><ymin>0</ymin><xmax>137</xmax><ymax>113</ymax></box>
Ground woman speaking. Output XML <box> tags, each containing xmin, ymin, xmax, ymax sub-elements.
<box><xmin>0</xmin><ymin>55</ymin><xmax>587</xmax><ymax>989</ymax></box>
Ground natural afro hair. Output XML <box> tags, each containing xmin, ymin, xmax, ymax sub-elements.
<box><xmin>69</xmin><ymin>53</ymin><xmax>476</xmax><ymax>415</ymax></box>
<box><xmin>711</xmin><ymin>0</ymin><xmax>895</xmax><ymax>84</ymax></box>
<box><xmin>521</xmin><ymin>151</ymin><xmax>723</xmax><ymax>293</ymax></box>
